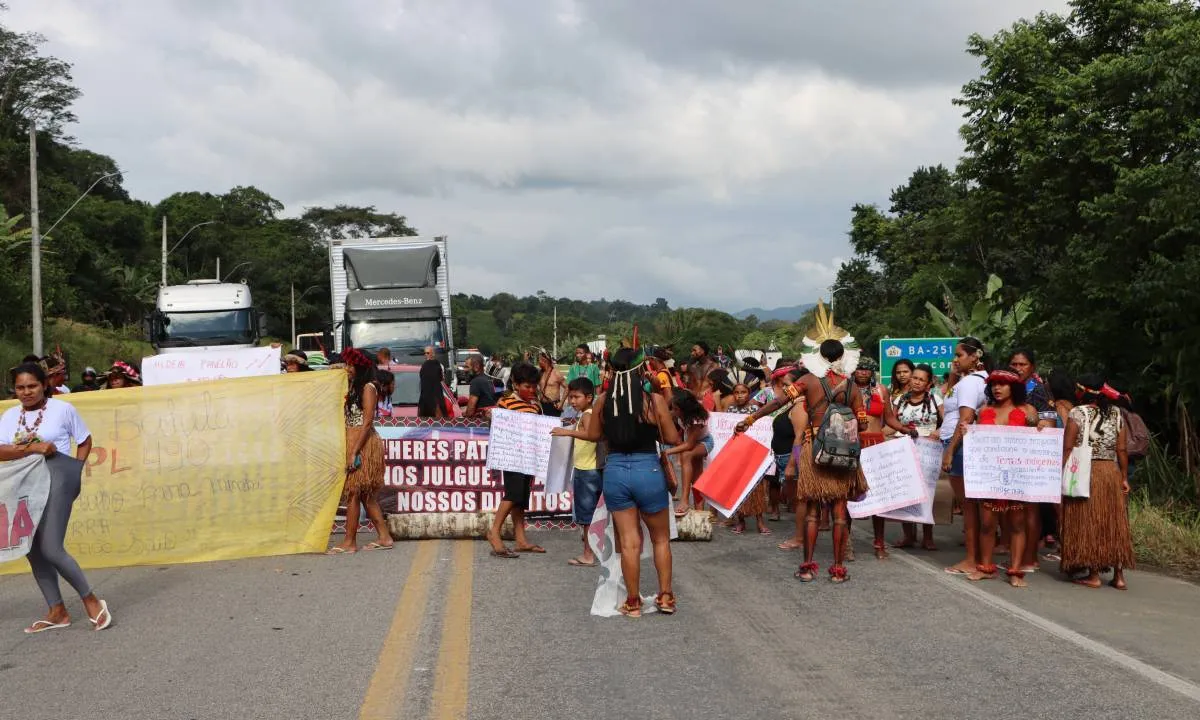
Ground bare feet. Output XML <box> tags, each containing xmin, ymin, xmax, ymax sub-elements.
<box><xmin>1008</xmin><ymin>574</ymin><xmax>1028</xmax><ymax>588</ymax></box>
<box><xmin>777</xmin><ymin>537</ymin><xmax>803</xmax><ymax>551</ymax></box>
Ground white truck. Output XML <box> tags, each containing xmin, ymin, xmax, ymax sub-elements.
<box><xmin>148</xmin><ymin>280</ymin><xmax>261</xmax><ymax>353</ymax></box>
<box><xmin>328</xmin><ymin>235</ymin><xmax>456</xmax><ymax>379</ymax></box>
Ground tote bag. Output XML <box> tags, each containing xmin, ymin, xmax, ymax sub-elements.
<box><xmin>1062</xmin><ymin>408</ymin><xmax>1093</xmax><ymax>498</ymax></box>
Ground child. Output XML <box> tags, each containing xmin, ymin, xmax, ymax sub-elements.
<box><xmin>665</xmin><ymin>388</ymin><xmax>712</xmax><ymax>517</ymax></box>
<box><xmin>564</xmin><ymin>377</ymin><xmax>602</xmax><ymax>567</ymax></box>
<box><xmin>723</xmin><ymin>383</ymin><xmax>770</xmax><ymax>535</ymax></box>
<box><xmin>487</xmin><ymin>362</ymin><xmax>546</xmax><ymax>558</ymax></box>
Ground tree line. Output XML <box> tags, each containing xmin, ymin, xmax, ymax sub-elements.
<box><xmin>831</xmin><ymin>0</ymin><xmax>1199</xmax><ymax>468</ymax></box>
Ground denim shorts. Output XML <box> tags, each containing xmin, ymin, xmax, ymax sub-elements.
<box><xmin>701</xmin><ymin>435</ymin><xmax>714</xmax><ymax>455</ymax></box>
<box><xmin>942</xmin><ymin>438</ymin><xmax>964</xmax><ymax>477</ymax></box>
<box><xmin>769</xmin><ymin>452</ymin><xmax>791</xmax><ymax>486</ymax></box>
<box><xmin>603</xmin><ymin>452</ymin><xmax>669</xmax><ymax>514</ymax></box>
<box><xmin>572</xmin><ymin>468</ymin><xmax>603</xmax><ymax>525</ymax></box>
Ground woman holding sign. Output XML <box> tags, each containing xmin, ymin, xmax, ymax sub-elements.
<box><xmin>941</xmin><ymin>337</ymin><xmax>992</xmax><ymax>576</ymax></box>
<box><xmin>970</xmin><ymin>370</ymin><xmax>1039</xmax><ymax>587</ymax></box>
<box><xmin>552</xmin><ymin>347</ymin><xmax>681</xmax><ymax>617</ymax></box>
<box><xmin>0</xmin><ymin>363</ymin><xmax>113</xmax><ymax>632</ymax></box>
<box><xmin>1060</xmin><ymin>375</ymin><xmax>1134</xmax><ymax>590</ymax></box>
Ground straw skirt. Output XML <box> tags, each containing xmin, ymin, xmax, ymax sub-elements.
<box><xmin>795</xmin><ymin>442</ymin><xmax>867</xmax><ymax>502</ymax></box>
<box><xmin>344</xmin><ymin>428</ymin><xmax>385</xmax><ymax>495</ymax></box>
<box><xmin>1060</xmin><ymin>460</ymin><xmax>1135</xmax><ymax>572</ymax></box>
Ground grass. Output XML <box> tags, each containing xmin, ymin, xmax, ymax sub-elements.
<box><xmin>1129</xmin><ymin>437</ymin><xmax>1200</xmax><ymax>579</ymax></box>
<box><xmin>0</xmin><ymin>318</ymin><xmax>152</xmax><ymax>384</ymax></box>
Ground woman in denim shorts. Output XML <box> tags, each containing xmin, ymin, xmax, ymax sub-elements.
<box><xmin>553</xmin><ymin>347</ymin><xmax>681</xmax><ymax>618</ymax></box>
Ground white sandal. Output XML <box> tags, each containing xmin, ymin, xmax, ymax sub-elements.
<box><xmin>88</xmin><ymin>599</ymin><xmax>112</xmax><ymax>631</ymax></box>
<box><xmin>24</xmin><ymin>619</ymin><xmax>71</xmax><ymax>634</ymax></box>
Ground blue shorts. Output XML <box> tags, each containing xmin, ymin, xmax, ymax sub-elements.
<box><xmin>770</xmin><ymin>453</ymin><xmax>791</xmax><ymax>486</ymax></box>
<box><xmin>701</xmin><ymin>435</ymin><xmax>714</xmax><ymax>455</ymax></box>
<box><xmin>572</xmin><ymin>469</ymin><xmax>603</xmax><ymax>525</ymax></box>
<box><xmin>603</xmin><ymin>452</ymin><xmax>669</xmax><ymax>514</ymax></box>
<box><xmin>942</xmin><ymin>438</ymin><xmax>964</xmax><ymax>477</ymax></box>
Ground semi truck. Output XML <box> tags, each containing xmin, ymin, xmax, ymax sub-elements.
<box><xmin>328</xmin><ymin>235</ymin><xmax>456</xmax><ymax>382</ymax></box>
<box><xmin>148</xmin><ymin>280</ymin><xmax>262</xmax><ymax>353</ymax></box>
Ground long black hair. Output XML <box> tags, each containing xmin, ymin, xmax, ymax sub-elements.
<box><xmin>603</xmin><ymin>347</ymin><xmax>647</xmax><ymax>448</ymax></box>
<box><xmin>890</xmin><ymin>358</ymin><xmax>916</xmax><ymax>395</ymax></box>
<box><xmin>671</xmin><ymin>387</ymin><xmax>709</xmax><ymax>426</ymax></box>
<box><xmin>957</xmin><ymin>336</ymin><xmax>993</xmax><ymax>372</ymax></box>
<box><xmin>1047</xmin><ymin>369</ymin><xmax>1075</xmax><ymax>404</ymax></box>
<box><xmin>417</xmin><ymin>360</ymin><xmax>444</xmax><ymax>418</ymax></box>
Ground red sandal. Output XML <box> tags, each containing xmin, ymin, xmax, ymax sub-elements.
<box><xmin>618</xmin><ymin>595</ymin><xmax>642</xmax><ymax>618</ymax></box>
<box><xmin>795</xmin><ymin>561</ymin><xmax>819</xmax><ymax>582</ymax></box>
<box><xmin>828</xmin><ymin>565</ymin><xmax>849</xmax><ymax>584</ymax></box>
<box><xmin>655</xmin><ymin>592</ymin><xmax>677</xmax><ymax>615</ymax></box>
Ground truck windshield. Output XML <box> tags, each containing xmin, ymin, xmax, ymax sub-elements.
<box><xmin>158</xmin><ymin>310</ymin><xmax>254</xmax><ymax>345</ymax></box>
<box><xmin>391</xmin><ymin>371</ymin><xmax>422</xmax><ymax>406</ymax></box>
<box><xmin>348</xmin><ymin>320</ymin><xmax>444</xmax><ymax>353</ymax></box>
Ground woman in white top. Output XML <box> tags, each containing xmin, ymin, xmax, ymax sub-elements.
<box><xmin>0</xmin><ymin>363</ymin><xmax>112</xmax><ymax>632</ymax></box>
<box><xmin>939</xmin><ymin>337</ymin><xmax>991</xmax><ymax>576</ymax></box>
<box><xmin>891</xmin><ymin>364</ymin><xmax>943</xmax><ymax>551</ymax></box>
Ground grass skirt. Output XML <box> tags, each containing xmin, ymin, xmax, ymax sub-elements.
<box><xmin>1060</xmin><ymin>460</ymin><xmax>1135</xmax><ymax>572</ymax></box>
<box><xmin>344</xmin><ymin>428</ymin><xmax>385</xmax><ymax>495</ymax></box>
<box><xmin>795</xmin><ymin>442</ymin><xmax>866</xmax><ymax>502</ymax></box>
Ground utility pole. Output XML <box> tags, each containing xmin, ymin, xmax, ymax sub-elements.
<box><xmin>160</xmin><ymin>215</ymin><xmax>168</xmax><ymax>286</ymax></box>
<box><xmin>553</xmin><ymin>304</ymin><xmax>558</xmax><ymax>360</ymax></box>
<box><xmin>290</xmin><ymin>283</ymin><xmax>296</xmax><ymax>349</ymax></box>
<box><xmin>29</xmin><ymin>124</ymin><xmax>42</xmax><ymax>356</ymax></box>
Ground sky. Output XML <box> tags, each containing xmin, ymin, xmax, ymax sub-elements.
<box><xmin>8</xmin><ymin>0</ymin><xmax>1071</xmax><ymax>313</ymax></box>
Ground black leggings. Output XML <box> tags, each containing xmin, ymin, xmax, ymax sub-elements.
<box><xmin>28</xmin><ymin>455</ymin><xmax>92</xmax><ymax>607</ymax></box>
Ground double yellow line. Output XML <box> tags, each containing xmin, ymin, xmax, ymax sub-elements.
<box><xmin>358</xmin><ymin>541</ymin><xmax>475</xmax><ymax>720</ymax></box>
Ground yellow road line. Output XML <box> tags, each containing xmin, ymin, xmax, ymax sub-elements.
<box><xmin>358</xmin><ymin>540</ymin><xmax>440</xmax><ymax>720</ymax></box>
<box><xmin>429</xmin><ymin>540</ymin><xmax>475</xmax><ymax>720</ymax></box>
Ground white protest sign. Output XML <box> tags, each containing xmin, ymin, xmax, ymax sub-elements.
<box><xmin>0</xmin><ymin>456</ymin><xmax>51</xmax><ymax>564</ymax></box>
<box><xmin>848</xmin><ymin>436</ymin><xmax>927</xmax><ymax>519</ymax></box>
<box><xmin>880</xmin><ymin>438</ymin><xmax>943</xmax><ymax>524</ymax></box>
<box><xmin>964</xmin><ymin>425</ymin><xmax>1064</xmax><ymax>504</ymax></box>
<box><xmin>543</xmin><ymin>435</ymin><xmax>575</xmax><ymax>495</ymax></box>
<box><xmin>484</xmin><ymin>408</ymin><xmax>562</xmax><ymax>479</ymax></box>
<box><xmin>142</xmin><ymin>347</ymin><xmax>282</xmax><ymax>386</ymax></box>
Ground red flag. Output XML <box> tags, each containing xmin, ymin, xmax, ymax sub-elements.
<box><xmin>693</xmin><ymin>433</ymin><xmax>770</xmax><ymax>510</ymax></box>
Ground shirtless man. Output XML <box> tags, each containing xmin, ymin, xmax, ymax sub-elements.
<box><xmin>735</xmin><ymin>339</ymin><xmax>866</xmax><ymax>583</ymax></box>
<box><xmin>536</xmin><ymin>350</ymin><xmax>566</xmax><ymax>416</ymax></box>
<box><xmin>687</xmin><ymin>342</ymin><xmax>718</xmax><ymax>395</ymax></box>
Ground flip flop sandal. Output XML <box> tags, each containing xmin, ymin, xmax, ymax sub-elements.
<box><xmin>363</xmin><ymin>542</ymin><xmax>394</xmax><ymax>551</ymax></box>
<box><xmin>515</xmin><ymin>545</ymin><xmax>546</xmax><ymax>553</ymax></box>
<box><xmin>24</xmin><ymin>620</ymin><xmax>71</xmax><ymax>634</ymax></box>
<box><xmin>567</xmin><ymin>558</ymin><xmax>598</xmax><ymax>567</ymax></box>
<box><xmin>943</xmin><ymin>566</ymin><xmax>972</xmax><ymax>575</ymax></box>
<box><xmin>326</xmin><ymin>546</ymin><xmax>354</xmax><ymax>555</ymax></box>
<box><xmin>490</xmin><ymin>548</ymin><xmax>520</xmax><ymax>559</ymax></box>
<box><xmin>88</xmin><ymin>600</ymin><xmax>113</xmax><ymax>632</ymax></box>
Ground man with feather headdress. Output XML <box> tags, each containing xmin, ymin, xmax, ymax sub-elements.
<box><xmin>735</xmin><ymin>301</ymin><xmax>867</xmax><ymax>583</ymax></box>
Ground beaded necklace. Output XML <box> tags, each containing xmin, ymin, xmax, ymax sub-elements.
<box><xmin>15</xmin><ymin>400</ymin><xmax>47</xmax><ymax>445</ymax></box>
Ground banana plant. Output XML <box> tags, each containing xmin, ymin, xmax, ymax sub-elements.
<box><xmin>925</xmin><ymin>274</ymin><xmax>1038</xmax><ymax>352</ymax></box>
<box><xmin>0</xmin><ymin>206</ymin><xmax>33</xmax><ymax>250</ymax></box>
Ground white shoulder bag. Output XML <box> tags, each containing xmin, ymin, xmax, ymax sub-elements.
<box><xmin>1061</xmin><ymin>407</ymin><xmax>1092</xmax><ymax>498</ymax></box>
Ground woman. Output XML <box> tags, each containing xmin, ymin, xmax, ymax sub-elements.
<box><xmin>1008</xmin><ymin>349</ymin><xmax>1057</xmax><ymax>569</ymax></box>
<box><xmin>723</xmin><ymin>383</ymin><xmax>770</xmax><ymax>535</ymax></box>
<box><xmin>762</xmin><ymin>365</ymin><xmax>802</xmax><ymax>522</ymax></box>
<box><xmin>891</xmin><ymin>363</ymin><xmax>942</xmax><ymax>551</ymax></box>
<box><xmin>284</xmin><ymin>350</ymin><xmax>312</xmax><ymax>373</ymax></box>
<box><xmin>665</xmin><ymin>389</ymin><xmax>712</xmax><ymax>517</ymax></box>
<box><xmin>103</xmin><ymin>361</ymin><xmax>141</xmax><ymax>389</ymax></box>
<box><xmin>1060</xmin><ymin>375</ymin><xmax>1135</xmax><ymax>590</ymax></box>
<box><xmin>852</xmin><ymin>356</ymin><xmax>920</xmax><ymax>560</ymax></box>
<box><xmin>889</xmin><ymin>358</ymin><xmax>916</xmax><ymax>400</ymax></box>
<box><xmin>0</xmin><ymin>363</ymin><xmax>112</xmax><ymax>632</ymax></box>
<box><xmin>969</xmin><ymin>369</ymin><xmax>1039</xmax><ymax>587</ymax></box>
<box><xmin>417</xmin><ymin>359</ymin><xmax>449</xmax><ymax>419</ymax></box>
<box><xmin>941</xmin><ymin>337</ymin><xmax>992</xmax><ymax>575</ymax></box>
<box><xmin>327</xmin><ymin>348</ymin><xmax>393</xmax><ymax>554</ymax></box>
<box><xmin>704</xmin><ymin>368</ymin><xmax>733</xmax><ymax>412</ymax></box>
<box><xmin>552</xmin><ymin>347</ymin><xmax>681</xmax><ymax>617</ymax></box>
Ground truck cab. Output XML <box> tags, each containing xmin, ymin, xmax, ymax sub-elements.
<box><xmin>149</xmin><ymin>280</ymin><xmax>261</xmax><ymax>353</ymax></box>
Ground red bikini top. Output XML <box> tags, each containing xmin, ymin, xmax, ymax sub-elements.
<box><xmin>979</xmin><ymin>406</ymin><xmax>1027</xmax><ymax>427</ymax></box>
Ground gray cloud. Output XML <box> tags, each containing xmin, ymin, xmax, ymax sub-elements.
<box><xmin>7</xmin><ymin>0</ymin><xmax>1070</xmax><ymax>312</ymax></box>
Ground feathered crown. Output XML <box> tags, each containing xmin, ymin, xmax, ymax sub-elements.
<box><xmin>802</xmin><ymin>299</ymin><xmax>856</xmax><ymax>347</ymax></box>
<box><xmin>800</xmin><ymin>299</ymin><xmax>860</xmax><ymax>377</ymax></box>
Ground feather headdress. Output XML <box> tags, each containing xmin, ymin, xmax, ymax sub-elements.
<box><xmin>800</xmin><ymin>299</ymin><xmax>860</xmax><ymax>377</ymax></box>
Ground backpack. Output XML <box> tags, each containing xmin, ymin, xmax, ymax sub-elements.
<box><xmin>812</xmin><ymin>377</ymin><xmax>861</xmax><ymax>469</ymax></box>
<box><xmin>1122</xmin><ymin>408</ymin><xmax>1150</xmax><ymax>459</ymax></box>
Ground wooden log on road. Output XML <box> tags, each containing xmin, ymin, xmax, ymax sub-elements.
<box><xmin>384</xmin><ymin>511</ymin><xmax>713</xmax><ymax>541</ymax></box>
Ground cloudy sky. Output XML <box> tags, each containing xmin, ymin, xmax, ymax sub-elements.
<box><xmin>9</xmin><ymin>0</ymin><xmax>1069</xmax><ymax>313</ymax></box>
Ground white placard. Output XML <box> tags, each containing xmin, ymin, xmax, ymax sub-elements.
<box><xmin>848</xmin><ymin>436</ymin><xmax>928</xmax><ymax>519</ymax></box>
<box><xmin>484</xmin><ymin>408</ymin><xmax>562</xmax><ymax>479</ymax></box>
<box><xmin>0</xmin><ymin>456</ymin><xmax>51</xmax><ymax>563</ymax></box>
<box><xmin>880</xmin><ymin>438</ymin><xmax>943</xmax><ymax>524</ymax></box>
<box><xmin>543</xmin><ymin>435</ymin><xmax>575</xmax><ymax>495</ymax></box>
<box><xmin>142</xmin><ymin>347</ymin><xmax>282</xmax><ymax>386</ymax></box>
<box><xmin>964</xmin><ymin>425</ymin><xmax>1065</xmax><ymax>504</ymax></box>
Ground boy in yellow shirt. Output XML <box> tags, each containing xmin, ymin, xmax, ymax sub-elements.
<box><xmin>566</xmin><ymin>377</ymin><xmax>601</xmax><ymax>567</ymax></box>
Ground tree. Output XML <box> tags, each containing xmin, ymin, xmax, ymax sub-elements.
<box><xmin>925</xmin><ymin>275</ymin><xmax>1037</xmax><ymax>354</ymax></box>
<box><xmin>0</xmin><ymin>22</ymin><xmax>80</xmax><ymax>139</ymax></box>
<box><xmin>301</xmin><ymin>205</ymin><xmax>417</xmax><ymax>241</ymax></box>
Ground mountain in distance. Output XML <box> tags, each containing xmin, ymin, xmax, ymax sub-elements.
<box><xmin>732</xmin><ymin>303</ymin><xmax>816</xmax><ymax>323</ymax></box>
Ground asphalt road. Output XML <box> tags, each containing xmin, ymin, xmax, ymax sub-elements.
<box><xmin>2</xmin><ymin>519</ymin><xmax>1200</xmax><ymax>720</ymax></box>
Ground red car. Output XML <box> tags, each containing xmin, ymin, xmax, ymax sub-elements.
<box><xmin>376</xmin><ymin>363</ymin><xmax>460</xmax><ymax>419</ymax></box>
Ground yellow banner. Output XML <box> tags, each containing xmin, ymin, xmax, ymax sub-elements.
<box><xmin>0</xmin><ymin>371</ymin><xmax>346</xmax><ymax>573</ymax></box>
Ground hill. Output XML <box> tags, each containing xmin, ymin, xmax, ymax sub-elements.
<box><xmin>732</xmin><ymin>304</ymin><xmax>816</xmax><ymax>323</ymax></box>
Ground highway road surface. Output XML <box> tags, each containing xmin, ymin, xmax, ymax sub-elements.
<box><xmin>3</xmin><ymin>522</ymin><xmax>1200</xmax><ymax>720</ymax></box>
